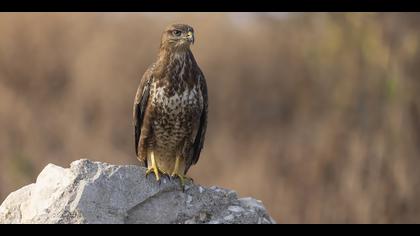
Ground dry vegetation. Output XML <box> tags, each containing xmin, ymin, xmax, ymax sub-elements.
<box><xmin>1</xmin><ymin>13</ymin><xmax>420</xmax><ymax>223</ymax></box>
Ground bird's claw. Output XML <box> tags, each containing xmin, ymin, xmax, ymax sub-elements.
<box><xmin>170</xmin><ymin>173</ymin><xmax>193</xmax><ymax>191</ymax></box>
<box><xmin>145</xmin><ymin>166</ymin><xmax>169</xmax><ymax>182</ymax></box>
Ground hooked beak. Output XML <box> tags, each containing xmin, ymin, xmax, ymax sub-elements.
<box><xmin>186</xmin><ymin>31</ymin><xmax>194</xmax><ymax>44</ymax></box>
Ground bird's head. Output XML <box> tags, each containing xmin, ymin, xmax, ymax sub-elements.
<box><xmin>160</xmin><ymin>24</ymin><xmax>195</xmax><ymax>50</ymax></box>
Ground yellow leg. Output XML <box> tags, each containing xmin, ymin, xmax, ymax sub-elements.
<box><xmin>145</xmin><ymin>151</ymin><xmax>160</xmax><ymax>181</ymax></box>
<box><xmin>171</xmin><ymin>156</ymin><xmax>181</xmax><ymax>177</ymax></box>
<box><xmin>171</xmin><ymin>156</ymin><xmax>193</xmax><ymax>189</ymax></box>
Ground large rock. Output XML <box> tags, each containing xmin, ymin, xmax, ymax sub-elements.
<box><xmin>0</xmin><ymin>159</ymin><xmax>275</xmax><ymax>224</ymax></box>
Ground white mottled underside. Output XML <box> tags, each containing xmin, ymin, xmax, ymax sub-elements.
<box><xmin>152</xmin><ymin>86</ymin><xmax>200</xmax><ymax>115</ymax></box>
<box><xmin>147</xmin><ymin>78</ymin><xmax>203</xmax><ymax>173</ymax></box>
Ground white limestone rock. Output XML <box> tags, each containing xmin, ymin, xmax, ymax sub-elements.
<box><xmin>0</xmin><ymin>159</ymin><xmax>276</xmax><ymax>224</ymax></box>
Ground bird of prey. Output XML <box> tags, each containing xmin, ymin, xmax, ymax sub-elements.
<box><xmin>133</xmin><ymin>24</ymin><xmax>208</xmax><ymax>188</ymax></box>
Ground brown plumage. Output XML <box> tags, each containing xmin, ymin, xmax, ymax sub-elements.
<box><xmin>133</xmin><ymin>24</ymin><xmax>208</xmax><ymax>186</ymax></box>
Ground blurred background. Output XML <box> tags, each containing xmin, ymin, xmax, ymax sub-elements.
<box><xmin>0</xmin><ymin>13</ymin><xmax>420</xmax><ymax>223</ymax></box>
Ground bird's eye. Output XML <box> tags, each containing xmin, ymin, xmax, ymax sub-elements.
<box><xmin>172</xmin><ymin>30</ymin><xmax>182</xmax><ymax>37</ymax></box>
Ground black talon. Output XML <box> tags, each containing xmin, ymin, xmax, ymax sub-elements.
<box><xmin>162</xmin><ymin>174</ymin><xmax>170</xmax><ymax>182</ymax></box>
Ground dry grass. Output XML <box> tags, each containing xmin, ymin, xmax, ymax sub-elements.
<box><xmin>1</xmin><ymin>13</ymin><xmax>420</xmax><ymax>223</ymax></box>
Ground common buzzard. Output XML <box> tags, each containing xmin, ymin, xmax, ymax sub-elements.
<box><xmin>133</xmin><ymin>24</ymin><xmax>208</xmax><ymax>188</ymax></box>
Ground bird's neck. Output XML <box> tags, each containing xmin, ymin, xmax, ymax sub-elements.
<box><xmin>155</xmin><ymin>46</ymin><xmax>196</xmax><ymax>87</ymax></box>
<box><xmin>158</xmin><ymin>46</ymin><xmax>192</xmax><ymax>66</ymax></box>
<box><xmin>157</xmin><ymin>47</ymin><xmax>196</xmax><ymax>74</ymax></box>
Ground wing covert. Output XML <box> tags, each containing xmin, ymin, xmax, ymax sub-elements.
<box><xmin>133</xmin><ymin>65</ymin><xmax>154</xmax><ymax>157</ymax></box>
<box><xmin>186</xmin><ymin>73</ymin><xmax>208</xmax><ymax>173</ymax></box>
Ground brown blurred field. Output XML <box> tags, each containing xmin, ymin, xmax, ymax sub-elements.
<box><xmin>1</xmin><ymin>13</ymin><xmax>420</xmax><ymax>223</ymax></box>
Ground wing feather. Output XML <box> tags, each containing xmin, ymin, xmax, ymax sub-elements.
<box><xmin>185</xmin><ymin>72</ymin><xmax>208</xmax><ymax>173</ymax></box>
<box><xmin>133</xmin><ymin>65</ymin><xmax>154</xmax><ymax>159</ymax></box>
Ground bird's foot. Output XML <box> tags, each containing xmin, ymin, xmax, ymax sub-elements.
<box><xmin>170</xmin><ymin>173</ymin><xmax>193</xmax><ymax>191</ymax></box>
<box><xmin>145</xmin><ymin>151</ymin><xmax>169</xmax><ymax>182</ymax></box>
<box><xmin>145</xmin><ymin>167</ymin><xmax>170</xmax><ymax>182</ymax></box>
<box><xmin>170</xmin><ymin>156</ymin><xmax>193</xmax><ymax>190</ymax></box>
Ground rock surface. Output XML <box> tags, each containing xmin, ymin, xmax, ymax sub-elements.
<box><xmin>0</xmin><ymin>159</ymin><xmax>276</xmax><ymax>224</ymax></box>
